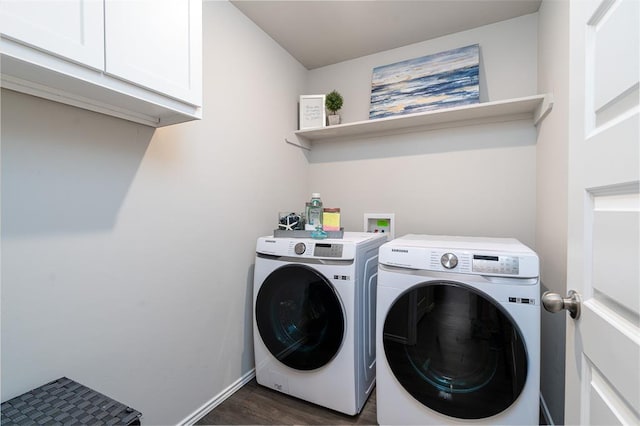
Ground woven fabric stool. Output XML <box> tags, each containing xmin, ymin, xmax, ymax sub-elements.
<box><xmin>1</xmin><ymin>377</ymin><xmax>142</xmax><ymax>425</ymax></box>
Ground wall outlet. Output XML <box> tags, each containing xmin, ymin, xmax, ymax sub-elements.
<box><xmin>364</xmin><ymin>213</ymin><xmax>395</xmax><ymax>240</ymax></box>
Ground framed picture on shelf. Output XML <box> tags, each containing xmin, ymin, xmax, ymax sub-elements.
<box><xmin>299</xmin><ymin>95</ymin><xmax>326</xmax><ymax>130</ymax></box>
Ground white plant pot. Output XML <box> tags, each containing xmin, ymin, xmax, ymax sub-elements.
<box><xmin>328</xmin><ymin>114</ymin><xmax>341</xmax><ymax>125</ymax></box>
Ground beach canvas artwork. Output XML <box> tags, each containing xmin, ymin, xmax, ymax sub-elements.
<box><xmin>369</xmin><ymin>44</ymin><xmax>480</xmax><ymax>120</ymax></box>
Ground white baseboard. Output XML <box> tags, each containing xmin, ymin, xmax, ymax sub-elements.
<box><xmin>178</xmin><ymin>369</ymin><xmax>256</xmax><ymax>426</ymax></box>
<box><xmin>540</xmin><ymin>393</ymin><xmax>555</xmax><ymax>426</ymax></box>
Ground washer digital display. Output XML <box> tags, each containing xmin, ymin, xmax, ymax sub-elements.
<box><xmin>314</xmin><ymin>243</ymin><xmax>343</xmax><ymax>258</ymax></box>
<box><xmin>472</xmin><ymin>254</ymin><xmax>519</xmax><ymax>275</ymax></box>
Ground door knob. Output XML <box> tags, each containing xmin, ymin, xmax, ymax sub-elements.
<box><xmin>542</xmin><ymin>290</ymin><xmax>581</xmax><ymax>319</ymax></box>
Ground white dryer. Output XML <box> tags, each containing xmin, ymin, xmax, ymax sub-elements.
<box><xmin>376</xmin><ymin>235</ymin><xmax>540</xmax><ymax>425</ymax></box>
<box><xmin>253</xmin><ymin>232</ymin><xmax>386</xmax><ymax>415</ymax></box>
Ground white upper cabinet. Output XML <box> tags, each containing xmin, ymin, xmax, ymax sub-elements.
<box><xmin>0</xmin><ymin>0</ymin><xmax>104</xmax><ymax>70</ymax></box>
<box><xmin>104</xmin><ymin>0</ymin><xmax>202</xmax><ymax>106</ymax></box>
<box><xmin>0</xmin><ymin>0</ymin><xmax>202</xmax><ymax>127</ymax></box>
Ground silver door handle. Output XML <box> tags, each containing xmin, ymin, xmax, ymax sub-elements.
<box><xmin>542</xmin><ymin>290</ymin><xmax>581</xmax><ymax>319</ymax></box>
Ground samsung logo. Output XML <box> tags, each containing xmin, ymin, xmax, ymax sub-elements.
<box><xmin>265</xmin><ymin>240</ymin><xmax>277</xmax><ymax>243</ymax></box>
<box><xmin>391</xmin><ymin>249</ymin><xmax>409</xmax><ymax>253</ymax></box>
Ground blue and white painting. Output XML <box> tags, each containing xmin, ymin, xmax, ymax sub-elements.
<box><xmin>369</xmin><ymin>44</ymin><xmax>480</xmax><ymax>119</ymax></box>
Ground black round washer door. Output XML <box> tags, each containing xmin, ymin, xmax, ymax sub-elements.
<box><xmin>383</xmin><ymin>282</ymin><xmax>528</xmax><ymax>419</ymax></box>
<box><xmin>256</xmin><ymin>264</ymin><xmax>345</xmax><ymax>371</ymax></box>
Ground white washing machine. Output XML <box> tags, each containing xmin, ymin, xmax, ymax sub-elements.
<box><xmin>253</xmin><ymin>232</ymin><xmax>386</xmax><ymax>415</ymax></box>
<box><xmin>376</xmin><ymin>235</ymin><xmax>540</xmax><ymax>425</ymax></box>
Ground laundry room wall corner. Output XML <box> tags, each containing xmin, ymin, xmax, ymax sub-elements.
<box><xmin>535</xmin><ymin>0</ymin><xmax>571</xmax><ymax>424</ymax></box>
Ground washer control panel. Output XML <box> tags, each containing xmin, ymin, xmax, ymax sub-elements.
<box><xmin>472</xmin><ymin>255</ymin><xmax>519</xmax><ymax>275</ymax></box>
<box><xmin>257</xmin><ymin>236</ymin><xmax>364</xmax><ymax>260</ymax></box>
<box><xmin>379</xmin><ymin>235</ymin><xmax>539</xmax><ymax>278</ymax></box>
<box><xmin>288</xmin><ymin>242</ymin><xmax>344</xmax><ymax>258</ymax></box>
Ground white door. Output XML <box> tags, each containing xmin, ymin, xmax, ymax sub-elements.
<box><xmin>104</xmin><ymin>0</ymin><xmax>202</xmax><ymax>106</ymax></box>
<box><xmin>563</xmin><ymin>0</ymin><xmax>640</xmax><ymax>424</ymax></box>
<box><xmin>0</xmin><ymin>0</ymin><xmax>104</xmax><ymax>69</ymax></box>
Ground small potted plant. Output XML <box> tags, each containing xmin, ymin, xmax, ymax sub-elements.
<box><xmin>325</xmin><ymin>90</ymin><xmax>343</xmax><ymax>125</ymax></box>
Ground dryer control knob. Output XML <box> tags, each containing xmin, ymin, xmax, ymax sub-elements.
<box><xmin>294</xmin><ymin>242</ymin><xmax>306</xmax><ymax>255</ymax></box>
<box><xmin>441</xmin><ymin>253</ymin><xmax>458</xmax><ymax>269</ymax></box>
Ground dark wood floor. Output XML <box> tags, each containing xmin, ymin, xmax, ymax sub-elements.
<box><xmin>196</xmin><ymin>378</ymin><xmax>546</xmax><ymax>425</ymax></box>
<box><xmin>196</xmin><ymin>378</ymin><xmax>377</xmax><ymax>425</ymax></box>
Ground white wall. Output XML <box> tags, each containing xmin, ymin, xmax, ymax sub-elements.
<box><xmin>304</xmin><ymin>14</ymin><xmax>539</xmax><ymax>247</ymax></box>
<box><xmin>0</xmin><ymin>1</ymin><xmax>308</xmax><ymax>424</ymax></box>
<box><xmin>536</xmin><ymin>1</ymin><xmax>570</xmax><ymax>424</ymax></box>
<box><xmin>306</xmin><ymin>13</ymin><xmax>538</xmax><ymax>124</ymax></box>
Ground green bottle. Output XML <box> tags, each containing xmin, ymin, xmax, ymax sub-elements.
<box><xmin>305</xmin><ymin>193</ymin><xmax>323</xmax><ymax>231</ymax></box>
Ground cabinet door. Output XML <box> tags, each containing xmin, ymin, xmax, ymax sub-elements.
<box><xmin>0</xmin><ymin>0</ymin><xmax>104</xmax><ymax>69</ymax></box>
<box><xmin>104</xmin><ymin>0</ymin><xmax>202</xmax><ymax>106</ymax></box>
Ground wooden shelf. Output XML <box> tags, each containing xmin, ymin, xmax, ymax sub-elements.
<box><xmin>286</xmin><ymin>94</ymin><xmax>553</xmax><ymax>150</ymax></box>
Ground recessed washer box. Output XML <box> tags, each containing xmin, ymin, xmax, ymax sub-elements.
<box><xmin>364</xmin><ymin>213</ymin><xmax>395</xmax><ymax>240</ymax></box>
